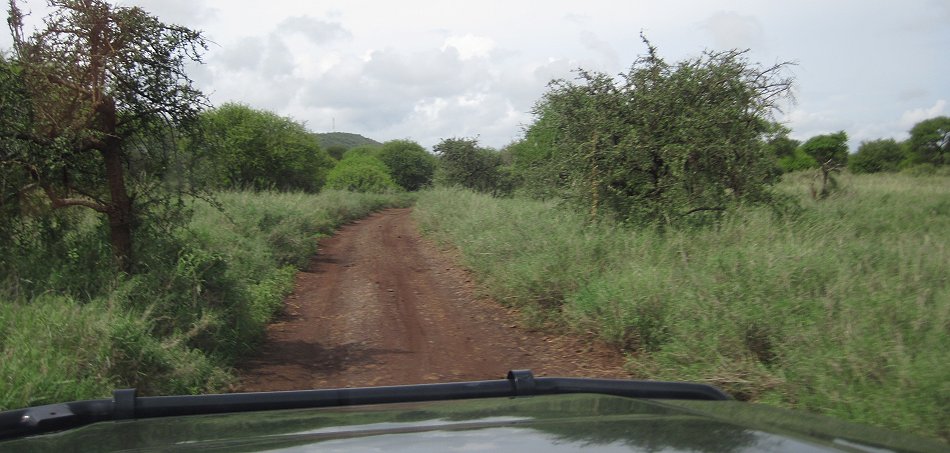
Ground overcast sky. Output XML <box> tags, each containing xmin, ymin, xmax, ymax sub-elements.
<box><xmin>3</xmin><ymin>0</ymin><xmax>948</xmax><ymax>150</ymax></box>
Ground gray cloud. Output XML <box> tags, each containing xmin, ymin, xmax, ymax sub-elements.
<box><xmin>261</xmin><ymin>36</ymin><xmax>295</xmax><ymax>78</ymax></box>
<box><xmin>700</xmin><ymin>11</ymin><xmax>765</xmax><ymax>50</ymax></box>
<box><xmin>578</xmin><ymin>30</ymin><xmax>619</xmax><ymax>68</ymax></box>
<box><xmin>276</xmin><ymin>16</ymin><xmax>352</xmax><ymax>44</ymax></box>
<box><xmin>126</xmin><ymin>0</ymin><xmax>217</xmax><ymax>26</ymax></box>
<box><xmin>301</xmin><ymin>46</ymin><xmax>491</xmax><ymax>116</ymax></box>
<box><xmin>8</xmin><ymin>0</ymin><xmax>938</xmax><ymax>152</ymax></box>
<box><xmin>216</xmin><ymin>37</ymin><xmax>265</xmax><ymax>71</ymax></box>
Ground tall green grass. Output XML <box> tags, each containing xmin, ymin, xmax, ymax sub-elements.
<box><xmin>1</xmin><ymin>190</ymin><xmax>411</xmax><ymax>410</ymax></box>
<box><xmin>414</xmin><ymin>173</ymin><xmax>949</xmax><ymax>441</ymax></box>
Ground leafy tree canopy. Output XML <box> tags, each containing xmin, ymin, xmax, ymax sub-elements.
<box><xmin>325</xmin><ymin>145</ymin><xmax>347</xmax><ymax>161</ymax></box>
<box><xmin>2</xmin><ymin>0</ymin><xmax>208</xmax><ymax>271</ymax></box>
<box><xmin>520</xmin><ymin>37</ymin><xmax>794</xmax><ymax>223</ymax></box>
<box><xmin>434</xmin><ymin>137</ymin><xmax>515</xmax><ymax>197</ymax></box>
<box><xmin>195</xmin><ymin>103</ymin><xmax>333</xmax><ymax>192</ymax></box>
<box><xmin>800</xmin><ymin>131</ymin><xmax>848</xmax><ymax>199</ymax></box>
<box><xmin>905</xmin><ymin>116</ymin><xmax>949</xmax><ymax>166</ymax></box>
<box><xmin>376</xmin><ymin>139</ymin><xmax>437</xmax><ymax>191</ymax></box>
<box><xmin>800</xmin><ymin>131</ymin><xmax>849</xmax><ymax>168</ymax></box>
<box><xmin>849</xmin><ymin>138</ymin><xmax>905</xmax><ymax>173</ymax></box>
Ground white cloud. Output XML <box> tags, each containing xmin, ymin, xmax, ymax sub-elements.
<box><xmin>782</xmin><ymin>108</ymin><xmax>840</xmax><ymax>139</ymax></box>
<box><xmin>899</xmin><ymin>100</ymin><xmax>947</xmax><ymax>129</ymax></box>
<box><xmin>442</xmin><ymin>35</ymin><xmax>495</xmax><ymax>60</ymax></box>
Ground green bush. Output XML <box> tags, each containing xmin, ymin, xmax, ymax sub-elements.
<box><xmin>849</xmin><ymin>139</ymin><xmax>905</xmax><ymax>173</ymax></box>
<box><xmin>517</xmin><ymin>42</ymin><xmax>793</xmax><ymax>224</ymax></box>
<box><xmin>777</xmin><ymin>147</ymin><xmax>818</xmax><ymax>172</ymax></box>
<box><xmin>377</xmin><ymin>139</ymin><xmax>437</xmax><ymax>191</ymax></box>
<box><xmin>905</xmin><ymin>116</ymin><xmax>949</xmax><ymax>166</ymax></box>
<box><xmin>434</xmin><ymin>137</ymin><xmax>515</xmax><ymax>196</ymax></box>
<box><xmin>0</xmin><ymin>294</ymin><xmax>229</xmax><ymax>410</ymax></box>
<box><xmin>325</xmin><ymin>155</ymin><xmax>401</xmax><ymax>193</ymax></box>
<box><xmin>192</xmin><ymin>103</ymin><xmax>334</xmax><ymax>192</ymax></box>
<box><xmin>341</xmin><ymin>145</ymin><xmax>381</xmax><ymax>160</ymax></box>
<box><xmin>1</xmin><ymin>189</ymin><xmax>411</xmax><ymax>409</ymax></box>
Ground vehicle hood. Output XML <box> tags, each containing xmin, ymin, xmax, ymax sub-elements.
<box><xmin>1</xmin><ymin>393</ymin><xmax>943</xmax><ymax>452</ymax></box>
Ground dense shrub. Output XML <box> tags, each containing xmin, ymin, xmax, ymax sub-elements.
<box><xmin>1</xmin><ymin>190</ymin><xmax>411</xmax><ymax>409</ymax></box>
<box><xmin>193</xmin><ymin>103</ymin><xmax>334</xmax><ymax>192</ymax></box>
<box><xmin>849</xmin><ymin>139</ymin><xmax>905</xmax><ymax>173</ymax></box>
<box><xmin>341</xmin><ymin>145</ymin><xmax>381</xmax><ymax>160</ymax></box>
<box><xmin>325</xmin><ymin>155</ymin><xmax>400</xmax><ymax>193</ymax></box>
<box><xmin>377</xmin><ymin>140</ymin><xmax>437</xmax><ymax>191</ymax></box>
<box><xmin>518</xmin><ymin>39</ymin><xmax>793</xmax><ymax>224</ymax></box>
<box><xmin>905</xmin><ymin>116</ymin><xmax>949</xmax><ymax>166</ymax></box>
<box><xmin>777</xmin><ymin>147</ymin><xmax>819</xmax><ymax>172</ymax></box>
<box><xmin>434</xmin><ymin>137</ymin><xmax>516</xmax><ymax>196</ymax></box>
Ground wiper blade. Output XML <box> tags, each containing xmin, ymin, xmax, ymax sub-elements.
<box><xmin>0</xmin><ymin>369</ymin><xmax>729</xmax><ymax>440</ymax></box>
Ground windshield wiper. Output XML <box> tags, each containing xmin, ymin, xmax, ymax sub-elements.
<box><xmin>0</xmin><ymin>369</ymin><xmax>729</xmax><ymax>440</ymax></box>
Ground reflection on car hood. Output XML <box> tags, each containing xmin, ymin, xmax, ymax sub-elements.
<box><xmin>1</xmin><ymin>394</ymin><xmax>944</xmax><ymax>452</ymax></box>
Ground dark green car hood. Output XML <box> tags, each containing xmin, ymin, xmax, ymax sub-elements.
<box><xmin>1</xmin><ymin>394</ymin><xmax>943</xmax><ymax>452</ymax></box>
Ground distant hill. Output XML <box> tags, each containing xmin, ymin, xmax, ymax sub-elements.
<box><xmin>313</xmin><ymin>132</ymin><xmax>381</xmax><ymax>150</ymax></box>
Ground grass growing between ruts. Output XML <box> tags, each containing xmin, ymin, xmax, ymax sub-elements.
<box><xmin>1</xmin><ymin>190</ymin><xmax>412</xmax><ymax>410</ymax></box>
<box><xmin>414</xmin><ymin>172</ymin><xmax>949</xmax><ymax>441</ymax></box>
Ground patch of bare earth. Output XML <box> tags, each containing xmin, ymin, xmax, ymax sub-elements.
<box><xmin>236</xmin><ymin>208</ymin><xmax>628</xmax><ymax>391</ymax></box>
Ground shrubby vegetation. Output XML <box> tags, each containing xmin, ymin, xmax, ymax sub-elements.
<box><xmin>330</xmin><ymin>139</ymin><xmax>437</xmax><ymax>192</ymax></box>
<box><xmin>1</xmin><ymin>0</ymin><xmax>208</xmax><ymax>272</ymax></box>
<box><xmin>192</xmin><ymin>103</ymin><xmax>334</xmax><ymax>192</ymax></box>
<box><xmin>377</xmin><ymin>139</ymin><xmax>437</xmax><ymax>191</ymax></box>
<box><xmin>0</xmin><ymin>0</ymin><xmax>413</xmax><ymax>409</ymax></box>
<box><xmin>416</xmin><ymin>38</ymin><xmax>950</xmax><ymax>443</ymax></box>
<box><xmin>905</xmin><ymin>116</ymin><xmax>950</xmax><ymax>166</ymax></box>
<box><xmin>325</xmin><ymin>154</ymin><xmax>401</xmax><ymax>193</ymax></box>
<box><xmin>434</xmin><ymin>137</ymin><xmax>517</xmax><ymax>196</ymax></box>
<box><xmin>775</xmin><ymin>117</ymin><xmax>949</xmax><ymax>178</ymax></box>
<box><xmin>849</xmin><ymin>139</ymin><xmax>904</xmax><ymax>174</ymax></box>
<box><xmin>342</xmin><ymin>144</ymin><xmax>382</xmax><ymax>160</ymax></box>
<box><xmin>313</xmin><ymin>131</ymin><xmax>381</xmax><ymax>150</ymax></box>
<box><xmin>415</xmin><ymin>173</ymin><xmax>950</xmax><ymax>440</ymax></box>
<box><xmin>502</xmin><ymin>39</ymin><xmax>795</xmax><ymax>224</ymax></box>
<box><xmin>3</xmin><ymin>1</ymin><xmax>949</xmax><ymax>444</ymax></box>
<box><xmin>1</xmin><ymin>190</ymin><xmax>411</xmax><ymax>410</ymax></box>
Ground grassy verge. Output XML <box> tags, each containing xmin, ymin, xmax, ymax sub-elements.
<box><xmin>413</xmin><ymin>173</ymin><xmax>949</xmax><ymax>441</ymax></box>
<box><xmin>1</xmin><ymin>190</ymin><xmax>412</xmax><ymax>410</ymax></box>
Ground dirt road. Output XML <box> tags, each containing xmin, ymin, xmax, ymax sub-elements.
<box><xmin>237</xmin><ymin>208</ymin><xmax>628</xmax><ymax>391</ymax></box>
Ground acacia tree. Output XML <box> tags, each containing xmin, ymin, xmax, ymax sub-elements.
<box><xmin>905</xmin><ymin>116</ymin><xmax>949</xmax><ymax>166</ymax></box>
<box><xmin>800</xmin><ymin>131</ymin><xmax>848</xmax><ymax>199</ymax></box>
<box><xmin>2</xmin><ymin>0</ymin><xmax>207</xmax><ymax>272</ymax></box>
<box><xmin>526</xmin><ymin>37</ymin><xmax>794</xmax><ymax>224</ymax></box>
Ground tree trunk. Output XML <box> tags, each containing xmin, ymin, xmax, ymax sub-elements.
<box><xmin>103</xmin><ymin>142</ymin><xmax>133</xmax><ymax>273</ymax></box>
<box><xmin>98</xmin><ymin>100</ymin><xmax>134</xmax><ymax>273</ymax></box>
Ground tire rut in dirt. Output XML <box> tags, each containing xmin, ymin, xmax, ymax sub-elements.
<box><xmin>236</xmin><ymin>208</ymin><xmax>628</xmax><ymax>391</ymax></box>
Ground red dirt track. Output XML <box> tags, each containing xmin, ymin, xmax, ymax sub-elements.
<box><xmin>237</xmin><ymin>208</ymin><xmax>628</xmax><ymax>391</ymax></box>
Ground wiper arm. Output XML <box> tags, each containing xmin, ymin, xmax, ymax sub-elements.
<box><xmin>0</xmin><ymin>369</ymin><xmax>730</xmax><ymax>440</ymax></box>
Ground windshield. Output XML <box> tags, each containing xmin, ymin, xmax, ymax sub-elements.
<box><xmin>1</xmin><ymin>0</ymin><xmax>947</xmax><ymax>448</ymax></box>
